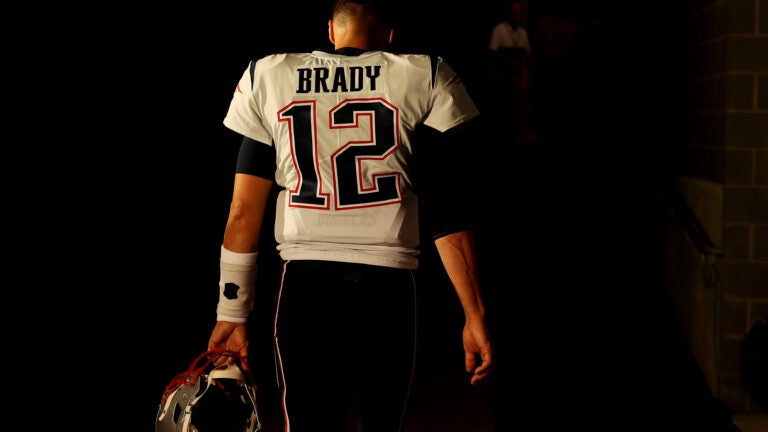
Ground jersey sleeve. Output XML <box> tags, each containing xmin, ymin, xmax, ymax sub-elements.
<box><xmin>223</xmin><ymin>60</ymin><xmax>273</xmax><ymax>145</ymax></box>
<box><xmin>415</xmin><ymin>118</ymin><xmax>482</xmax><ymax>240</ymax></box>
<box><xmin>235</xmin><ymin>137</ymin><xmax>276</xmax><ymax>181</ymax></box>
<box><xmin>489</xmin><ymin>25</ymin><xmax>502</xmax><ymax>50</ymax></box>
<box><xmin>422</xmin><ymin>58</ymin><xmax>480</xmax><ymax>133</ymax></box>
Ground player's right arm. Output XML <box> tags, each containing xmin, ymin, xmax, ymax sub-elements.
<box><xmin>208</xmin><ymin>172</ymin><xmax>273</xmax><ymax>364</ymax></box>
<box><xmin>222</xmin><ymin>173</ymin><xmax>273</xmax><ymax>254</ymax></box>
<box><xmin>209</xmin><ymin>136</ymin><xmax>276</xmax><ymax>365</ymax></box>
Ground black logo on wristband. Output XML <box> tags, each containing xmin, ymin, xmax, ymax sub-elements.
<box><xmin>224</xmin><ymin>282</ymin><xmax>241</xmax><ymax>299</ymax></box>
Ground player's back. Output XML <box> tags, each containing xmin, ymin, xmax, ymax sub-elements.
<box><xmin>224</xmin><ymin>49</ymin><xmax>479</xmax><ymax>269</ymax></box>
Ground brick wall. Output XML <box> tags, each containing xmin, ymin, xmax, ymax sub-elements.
<box><xmin>678</xmin><ymin>0</ymin><xmax>768</xmax><ymax>414</ymax></box>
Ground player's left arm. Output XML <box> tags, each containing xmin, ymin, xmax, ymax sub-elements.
<box><xmin>420</xmin><ymin>117</ymin><xmax>493</xmax><ymax>384</ymax></box>
<box><xmin>434</xmin><ymin>230</ymin><xmax>494</xmax><ymax>385</ymax></box>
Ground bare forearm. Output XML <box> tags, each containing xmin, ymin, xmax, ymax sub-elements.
<box><xmin>434</xmin><ymin>231</ymin><xmax>486</xmax><ymax>320</ymax></box>
<box><xmin>222</xmin><ymin>174</ymin><xmax>273</xmax><ymax>253</ymax></box>
<box><xmin>223</xmin><ymin>207</ymin><xmax>263</xmax><ymax>252</ymax></box>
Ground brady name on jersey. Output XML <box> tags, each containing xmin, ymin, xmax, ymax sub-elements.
<box><xmin>296</xmin><ymin>65</ymin><xmax>383</xmax><ymax>94</ymax></box>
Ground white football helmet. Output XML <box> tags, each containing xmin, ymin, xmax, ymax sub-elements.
<box><xmin>156</xmin><ymin>350</ymin><xmax>262</xmax><ymax>432</ymax></box>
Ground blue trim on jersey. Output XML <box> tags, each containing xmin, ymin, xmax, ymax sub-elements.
<box><xmin>429</xmin><ymin>54</ymin><xmax>438</xmax><ymax>89</ymax></box>
<box><xmin>248</xmin><ymin>60</ymin><xmax>257</xmax><ymax>91</ymax></box>
<box><xmin>314</xmin><ymin>47</ymin><xmax>371</xmax><ymax>56</ymax></box>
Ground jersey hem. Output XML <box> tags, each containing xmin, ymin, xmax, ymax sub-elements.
<box><xmin>278</xmin><ymin>250</ymin><xmax>419</xmax><ymax>270</ymax></box>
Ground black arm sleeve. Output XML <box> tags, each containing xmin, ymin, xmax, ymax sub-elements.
<box><xmin>235</xmin><ymin>136</ymin><xmax>276</xmax><ymax>181</ymax></box>
<box><xmin>414</xmin><ymin>117</ymin><xmax>482</xmax><ymax>241</ymax></box>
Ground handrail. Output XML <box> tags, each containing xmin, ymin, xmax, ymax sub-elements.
<box><xmin>658</xmin><ymin>178</ymin><xmax>723</xmax><ymax>397</ymax></box>
<box><xmin>659</xmin><ymin>180</ymin><xmax>723</xmax><ymax>259</ymax></box>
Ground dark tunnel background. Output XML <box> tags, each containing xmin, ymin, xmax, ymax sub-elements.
<box><xmin>4</xmin><ymin>0</ymin><xmax>743</xmax><ymax>431</ymax></box>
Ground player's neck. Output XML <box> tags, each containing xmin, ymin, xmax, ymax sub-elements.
<box><xmin>330</xmin><ymin>20</ymin><xmax>392</xmax><ymax>52</ymax></box>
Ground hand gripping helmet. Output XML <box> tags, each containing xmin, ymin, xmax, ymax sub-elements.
<box><xmin>156</xmin><ymin>350</ymin><xmax>262</xmax><ymax>432</ymax></box>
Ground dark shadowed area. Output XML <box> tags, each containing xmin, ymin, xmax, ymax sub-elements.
<box><xmin>5</xmin><ymin>1</ymin><xmax>750</xmax><ymax>431</ymax></box>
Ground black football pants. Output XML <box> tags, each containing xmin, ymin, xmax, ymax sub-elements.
<box><xmin>274</xmin><ymin>260</ymin><xmax>417</xmax><ymax>432</ymax></box>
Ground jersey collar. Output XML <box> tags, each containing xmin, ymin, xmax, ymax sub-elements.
<box><xmin>316</xmin><ymin>47</ymin><xmax>374</xmax><ymax>57</ymax></box>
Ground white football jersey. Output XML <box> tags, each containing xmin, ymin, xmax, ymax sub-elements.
<box><xmin>223</xmin><ymin>49</ymin><xmax>479</xmax><ymax>269</ymax></box>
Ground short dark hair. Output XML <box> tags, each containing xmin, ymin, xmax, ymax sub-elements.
<box><xmin>332</xmin><ymin>0</ymin><xmax>396</xmax><ymax>29</ymax></box>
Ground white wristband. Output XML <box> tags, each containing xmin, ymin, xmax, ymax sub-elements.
<box><xmin>216</xmin><ymin>246</ymin><xmax>258</xmax><ymax>323</ymax></box>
